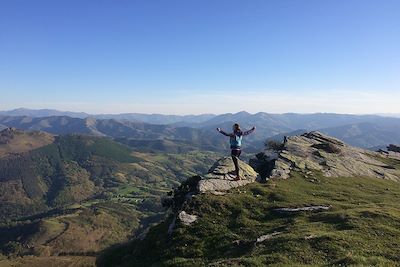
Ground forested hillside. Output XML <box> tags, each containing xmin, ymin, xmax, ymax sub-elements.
<box><xmin>0</xmin><ymin>128</ymin><xmax>221</xmax><ymax>264</ymax></box>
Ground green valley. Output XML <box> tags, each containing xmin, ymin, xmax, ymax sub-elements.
<box><xmin>0</xmin><ymin>128</ymin><xmax>221</xmax><ymax>265</ymax></box>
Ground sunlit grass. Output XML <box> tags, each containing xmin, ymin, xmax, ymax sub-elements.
<box><xmin>99</xmin><ymin>170</ymin><xmax>400</xmax><ymax>266</ymax></box>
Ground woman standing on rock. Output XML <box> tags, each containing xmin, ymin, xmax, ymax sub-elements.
<box><xmin>217</xmin><ymin>123</ymin><xmax>256</xmax><ymax>181</ymax></box>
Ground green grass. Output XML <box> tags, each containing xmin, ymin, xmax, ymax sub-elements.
<box><xmin>99</xmin><ymin>171</ymin><xmax>400</xmax><ymax>266</ymax></box>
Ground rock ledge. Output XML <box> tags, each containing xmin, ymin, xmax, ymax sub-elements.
<box><xmin>197</xmin><ymin>157</ymin><xmax>259</xmax><ymax>194</ymax></box>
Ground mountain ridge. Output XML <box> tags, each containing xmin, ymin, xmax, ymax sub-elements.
<box><xmin>2</xmin><ymin>112</ymin><xmax>400</xmax><ymax>150</ymax></box>
<box><xmin>2</xmin><ymin>108</ymin><xmax>398</xmax><ymax>126</ymax></box>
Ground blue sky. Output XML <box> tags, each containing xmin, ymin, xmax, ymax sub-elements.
<box><xmin>1</xmin><ymin>0</ymin><xmax>399</xmax><ymax>114</ymax></box>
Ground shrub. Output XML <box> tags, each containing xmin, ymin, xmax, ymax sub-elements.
<box><xmin>265</xmin><ymin>140</ymin><xmax>284</xmax><ymax>151</ymax></box>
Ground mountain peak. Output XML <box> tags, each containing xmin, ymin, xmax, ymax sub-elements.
<box><xmin>236</xmin><ymin>110</ymin><xmax>250</xmax><ymax>115</ymax></box>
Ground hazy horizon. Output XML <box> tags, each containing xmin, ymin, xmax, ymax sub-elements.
<box><xmin>2</xmin><ymin>106</ymin><xmax>400</xmax><ymax>118</ymax></box>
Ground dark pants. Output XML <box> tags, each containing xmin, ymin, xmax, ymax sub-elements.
<box><xmin>231</xmin><ymin>149</ymin><xmax>241</xmax><ymax>158</ymax></box>
<box><xmin>231</xmin><ymin>149</ymin><xmax>241</xmax><ymax>177</ymax></box>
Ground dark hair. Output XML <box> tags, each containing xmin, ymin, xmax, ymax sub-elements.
<box><xmin>233</xmin><ymin>123</ymin><xmax>241</xmax><ymax>132</ymax></box>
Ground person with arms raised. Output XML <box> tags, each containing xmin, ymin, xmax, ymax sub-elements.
<box><xmin>217</xmin><ymin>123</ymin><xmax>256</xmax><ymax>181</ymax></box>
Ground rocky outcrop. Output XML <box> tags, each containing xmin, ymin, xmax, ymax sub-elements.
<box><xmin>268</xmin><ymin>131</ymin><xmax>400</xmax><ymax>181</ymax></box>
<box><xmin>197</xmin><ymin>157</ymin><xmax>259</xmax><ymax>194</ymax></box>
<box><xmin>166</xmin><ymin>157</ymin><xmax>259</xmax><ymax>233</ymax></box>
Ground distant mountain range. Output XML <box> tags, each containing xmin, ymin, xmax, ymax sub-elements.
<box><xmin>1</xmin><ymin>108</ymin><xmax>400</xmax><ymax>149</ymax></box>
<box><xmin>376</xmin><ymin>113</ymin><xmax>400</xmax><ymax>118</ymax></box>
<box><xmin>0</xmin><ymin>115</ymin><xmax>233</xmax><ymax>153</ymax></box>
<box><xmin>0</xmin><ymin>108</ymin><xmax>216</xmax><ymax>124</ymax></box>
<box><xmin>0</xmin><ymin>108</ymin><xmax>90</xmax><ymax>119</ymax></box>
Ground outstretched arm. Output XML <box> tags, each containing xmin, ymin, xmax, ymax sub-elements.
<box><xmin>216</xmin><ymin>128</ymin><xmax>233</xmax><ymax>137</ymax></box>
<box><xmin>243</xmin><ymin>126</ymin><xmax>256</xmax><ymax>136</ymax></box>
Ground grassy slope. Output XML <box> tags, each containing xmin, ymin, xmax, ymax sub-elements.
<box><xmin>99</xmin><ymin>168</ymin><xmax>400</xmax><ymax>266</ymax></box>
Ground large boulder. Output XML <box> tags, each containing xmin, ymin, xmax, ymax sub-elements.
<box><xmin>197</xmin><ymin>157</ymin><xmax>259</xmax><ymax>194</ymax></box>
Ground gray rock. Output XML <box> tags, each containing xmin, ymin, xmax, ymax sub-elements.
<box><xmin>388</xmin><ymin>151</ymin><xmax>400</xmax><ymax>159</ymax></box>
<box><xmin>256</xmin><ymin>232</ymin><xmax>282</xmax><ymax>243</ymax></box>
<box><xmin>274</xmin><ymin>205</ymin><xmax>331</xmax><ymax>213</ymax></box>
<box><xmin>178</xmin><ymin>211</ymin><xmax>198</xmax><ymax>226</ymax></box>
<box><xmin>197</xmin><ymin>157</ymin><xmax>259</xmax><ymax>194</ymax></box>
